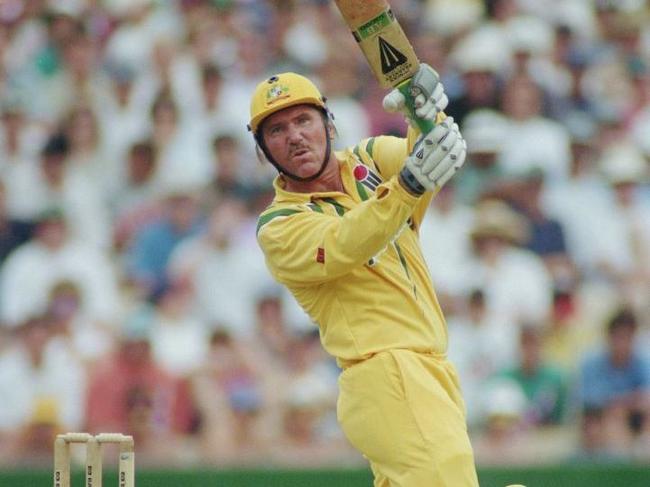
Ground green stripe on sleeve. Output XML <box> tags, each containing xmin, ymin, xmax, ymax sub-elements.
<box><xmin>365</xmin><ymin>137</ymin><xmax>376</xmax><ymax>158</ymax></box>
<box><xmin>308</xmin><ymin>203</ymin><xmax>323</xmax><ymax>213</ymax></box>
<box><xmin>393</xmin><ymin>242</ymin><xmax>410</xmax><ymax>278</ymax></box>
<box><xmin>256</xmin><ymin>209</ymin><xmax>301</xmax><ymax>234</ymax></box>
<box><xmin>394</xmin><ymin>241</ymin><xmax>417</xmax><ymax>297</ymax></box>
<box><xmin>355</xmin><ymin>181</ymin><xmax>369</xmax><ymax>201</ymax></box>
<box><xmin>322</xmin><ymin>198</ymin><xmax>346</xmax><ymax>216</ymax></box>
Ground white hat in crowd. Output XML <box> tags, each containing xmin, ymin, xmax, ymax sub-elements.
<box><xmin>462</xmin><ymin>109</ymin><xmax>509</xmax><ymax>154</ymax></box>
<box><xmin>423</xmin><ymin>0</ymin><xmax>485</xmax><ymax>38</ymax></box>
<box><xmin>506</xmin><ymin>16</ymin><xmax>554</xmax><ymax>55</ymax></box>
<box><xmin>451</xmin><ymin>30</ymin><xmax>512</xmax><ymax>74</ymax></box>
<box><xmin>47</xmin><ymin>0</ymin><xmax>85</xmax><ymax>17</ymax></box>
<box><xmin>482</xmin><ymin>378</ymin><xmax>527</xmax><ymax>421</ymax></box>
<box><xmin>599</xmin><ymin>142</ymin><xmax>648</xmax><ymax>185</ymax></box>
<box><xmin>470</xmin><ymin>199</ymin><xmax>530</xmax><ymax>245</ymax></box>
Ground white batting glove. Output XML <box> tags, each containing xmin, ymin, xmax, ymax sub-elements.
<box><xmin>398</xmin><ymin>117</ymin><xmax>466</xmax><ymax>195</ymax></box>
<box><xmin>383</xmin><ymin>64</ymin><xmax>448</xmax><ymax>125</ymax></box>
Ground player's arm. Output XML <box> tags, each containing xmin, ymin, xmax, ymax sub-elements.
<box><xmin>365</xmin><ymin>64</ymin><xmax>457</xmax><ymax>230</ymax></box>
<box><xmin>355</xmin><ymin>128</ymin><xmax>431</xmax><ymax>229</ymax></box>
<box><xmin>258</xmin><ymin>177</ymin><xmax>420</xmax><ymax>286</ymax></box>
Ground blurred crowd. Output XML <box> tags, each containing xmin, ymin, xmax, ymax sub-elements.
<box><xmin>0</xmin><ymin>0</ymin><xmax>649</xmax><ymax>469</ymax></box>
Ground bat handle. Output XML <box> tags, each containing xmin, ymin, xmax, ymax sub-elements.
<box><xmin>396</xmin><ymin>78</ymin><xmax>447</xmax><ymax>134</ymax></box>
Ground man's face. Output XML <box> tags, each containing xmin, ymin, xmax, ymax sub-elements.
<box><xmin>261</xmin><ymin>105</ymin><xmax>329</xmax><ymax>179</ymax></box>
<box><xmin>167</xmin><ymin>194</ymin><xmax>197</xmax><ymax>231</ymax></box>
<box><xmin>609</xmin><ymin>325</ymin><xmax>635</xmax><ymax>363</ymax></box>
<box><xmin>37</xmin><ymin>219</ymin><xmax>67</xmax><ymax>249</ymax></box>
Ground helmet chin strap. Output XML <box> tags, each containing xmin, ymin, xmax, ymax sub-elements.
<box><xmin>255</xmin><ymin>112</ymin><xmax>332</xmax><ymax>183</ymax></box>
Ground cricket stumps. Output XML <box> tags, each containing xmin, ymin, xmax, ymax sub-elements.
<box><xmin>54</xmin><ymin>432</ymin><xmax>135</xmax><ymax>487</ymax></box>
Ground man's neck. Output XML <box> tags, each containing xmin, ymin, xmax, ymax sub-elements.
<box><xmin>283</xmin><ymin>157</ymin><xmax>345</xmax><ymax>194</ymax></box>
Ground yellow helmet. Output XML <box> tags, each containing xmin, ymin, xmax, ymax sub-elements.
<box><xmin>248</xmin><ymin>73</ymin><xmax>326</xmax><ymax>134</ymax></box>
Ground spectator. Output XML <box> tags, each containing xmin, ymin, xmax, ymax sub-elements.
<box><xmin>195</xmin><ymin>63</ymin><xmax>226</xmax><ymax>124</ymax></box>
<box><xmin>191</xmin><ymin>328</ymin><xmax>265</xmax><ymax>465</ymax></box>
<box><xmin>542</xmin><ymin>287</ymin><xmax>602</xmax><ymax>374</ymax></box>
<box><xmin>495</xmin><ymin>325</ymin><xmax>570</xmax><ymax>427</ymax></box>
<box><xmin>44</xmin><ymin>279</ymin><xmax>114</xmax><ymax>364</ymax></box>
<box><xmin>493</xmin><ymin>167</ymin><xmax>575</xmax><ymax>287</ymax></box>
<box><xmin>579</xmin><ymin>307</ymin><xmax>650</xmax><ymax>435</ymax></box>
<box><xmin>8</xmin><ymin>132</ymin><xmax>111</xmax><ymax>248</ymax></box>
<box><xmin>571</xmin><ymin>406</ymin><xmax>628</xmax><ymax>463</ymax></box>
<box><xmin>447</xmin><ymin>289</ymin><xmax>518</xmax><ymax>429</ymax></box>
<box><xmin>125</xmin><ymin>184</ymin><xmax>203</xmax><ymax>299</ymax></box>
<box><xmin>471</xmin><ymin>377</ymin><xmax>533</xmax><ymax>466</ymax></box>
<box><xmin>541</xmin><ymin>114</ymin><xmax>613</xmax><ymax>278</ymax></box>
<box><xmin>61</xmin><ymin>104</ymin><xmax>113</xmax><ymax>196</ymax></box>
<box><xmin>456</xmin><ymin>109</ymin><xmax>509</xmax><ymax>205</ymax></box>
<box><xmin>466</xmin><ymin>199</ymin><xmax>553</xmax><ymax>331</ymax></box>
<box><xmin>507</xmin><ymin>15</ymin><xmax>556</xmax><ymax>88</ymax></box>
<box><xmin>505</xmin><ymin>168</ymin><xmax>568</xmax><ymax>257</ymax></box>
<box><xmin>206</xmin><ymin>133</ymin><xmax>260</xmax><ymax>204</ymax></box>
<box><xmin>168</xmin><ymin>196</ymin><xmax>269</xmax><ymax>337</ymax></box>
<box><xmin>498</xmin><ymin>74</ymin><xmax>572</xmax><ymax>182</ymax></box>
<box><xmin>579</xmin><ymin>306</ymin><xmax>650</xmax><ymax>459</ymax></box>
<box><xmin>243</xmin><ymin>288</ymin><xmax>294</xmax><ymax>436</ymax></box>
<box><xmin>111</xmin><ymin>140</ymin><xmax>164</xmax><ymax>252</ymax></box>
<box><xmin>102</xmin><ymin>0</ymin><xmax>163</xmax><ymax>76</ymax></box>
<box><xmin>4</xmin><ymin>133</ymin><xmax>69</xmax><ymax>221</ymax></box>
<box><xmin>3</xmin><ymin>397</ymin><xmax>61</xmax><ymax>465</ymax></box>
<box><xmin>0</xmin><ymin>208</ymin><xmax>120</xmax><ymax>328</ymax></box>
<box><xmin>28</xmin><ymin>13</ymin><xmax>88</xmax><ymax>123</ymax></box>
<box><xmin>544</xmin><ymin>24</ymin><xmax>595</xmax><ymax>120</ymax></box>
<box><xmin>149</xmin><ymin>91</ymin><xmax>212</xmax><ymax>191</ymax></box>
<box><xmin>270</xmin><ymin>330</ymin><xmax>349</xmax><ymax>467</ymax></box>
<box><xmin>0</xmin><ymin>99</ymin><xmax>48</xmax><ymax>171</ymax></box>
<box><xmin>0</xmin><ymin>316</ymin><xmax>87</xmax><ymax>439</ymax></box>
<box><xmin>593</xmin><ymin>143</ymin><xmax>650</xmax><ymax>306</ymax></box>
<box><xmin>419</xmin><ymin>182</ymin><xmax>474</xmax><ymax>308</ymax></box>
<box><xmin>582</xmin><ymin>4</ymin><xmax>642</xmax><ymax>122</ymax></box>
<box><xmin>447</xmin><ymin>30</ymin><xmax>507</xmax><ymax>126</ymax></box>
<box><xmin>85</xmin><ymin>309</ymin><xmax>197</xmax><ymax>462</ymax></box>
<box><xmin>187</xmin><ymin>63</ymin><xmax>240</xmax><ymax>145</ymax></box>
<box><xmin>148</xmin><ymin>280</ymin><xmax>209</xmax><ymax>378</ymax></box>
<box><xmin>0</xmin><ymin>180</ymin><xmax>33</xmax><ymax>264</ymax></box>
<box><xmin>95</xmin><ymin>62</ymin><xmax>152</xmax><ymax>165</ymax></box>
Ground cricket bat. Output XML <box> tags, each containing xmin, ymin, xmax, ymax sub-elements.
<box><xmin>332</xmin><ymin>0</ymin><xmax>445</xmax><ymax>133</ymax></box>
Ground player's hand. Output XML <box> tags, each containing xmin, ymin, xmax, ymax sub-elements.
<box><xmin>382</xmin><ymin>64</ymin><xmax>448</xmax><ymax>124</ymax></box>
<box><xmin>398</xmin><ymin>117</ymin><xmax>466</xmax><ymax>195</ymax></box>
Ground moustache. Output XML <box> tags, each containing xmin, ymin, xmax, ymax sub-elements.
<box><xmin>289</xmin><ymin>145</ymin><xmax>310</xmax><ymax>156</ymax></box>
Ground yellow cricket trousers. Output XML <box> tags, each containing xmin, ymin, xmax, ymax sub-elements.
<box><xmin>337</xmin><ymin>349</ymin><xmax>479</xmax><ymax>487</ymax></box>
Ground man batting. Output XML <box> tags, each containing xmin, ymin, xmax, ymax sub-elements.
<box><xmin>249</xmin><ymin>65</ymin><xmax>478</xmax><ymax>486</ymax></box>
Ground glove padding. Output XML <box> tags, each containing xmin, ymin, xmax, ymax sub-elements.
<box><xmin>383</xmin><ymin>64</ymin><xmax>448</xmax><ymax>124</ymax></box>
<box><xmin>399</xmin><ymin>117</ymin><xmax>466</xmax><ymax>195</ymax></box>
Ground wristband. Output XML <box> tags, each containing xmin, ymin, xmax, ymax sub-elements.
<box><xmin>398</xmin><ymin>167</ymin><xmax>426</xmax><ymax>196</ymax></box>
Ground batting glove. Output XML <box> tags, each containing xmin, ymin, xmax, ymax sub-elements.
<box><xmin>383</xmin><ymin>64</ymin><xmax>448</xmax><ymax>125</ymax></box>
<box><xmin>398</xmin><ymin>117</ymin><xmax>466</xmax><ymax>196</ymax></box>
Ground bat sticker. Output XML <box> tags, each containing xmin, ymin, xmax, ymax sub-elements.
<box><xmin>378</xmin><ymin>37</ymin><xmax>408</xmax><ymax>74</ymax></box>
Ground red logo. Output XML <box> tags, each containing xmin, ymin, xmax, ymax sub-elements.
<box><xmin>316</xmin><ymin>247</ymin><xmax>325</xmax><ymax>263</ymax></box>
<box><xmin>353</xmin><ymin>165</ymin><xmax>369</xmax><ymax>181</ymax></box>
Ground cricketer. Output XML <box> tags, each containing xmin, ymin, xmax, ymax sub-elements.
<box><xmin>250</xmin><ymin>66</ymin><xmax>478</xmax><ymax>486</ymax></box>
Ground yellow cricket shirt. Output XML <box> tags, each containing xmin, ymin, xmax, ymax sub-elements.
<box><xmin>256</xmin><ymin>134</ymin><xmax>448</xmax><ymax>368</ymax></box>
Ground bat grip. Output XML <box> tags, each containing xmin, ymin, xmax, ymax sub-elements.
<box><xmin>396</xmin><ymin>79</ymin><xmax>446</xmax><ymax>134</ymax></box>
